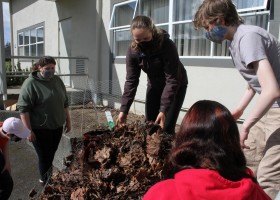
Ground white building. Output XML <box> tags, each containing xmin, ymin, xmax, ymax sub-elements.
<box><xmin>2</xmin><ymin>0</ymin><xmax>280</xmax><ymax>123</ymax></box>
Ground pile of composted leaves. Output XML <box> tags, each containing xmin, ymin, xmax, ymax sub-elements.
<box><xmin>37</xmin><ymin>121</ymin><xmax>173</xmax><ymax>200</ymax></box>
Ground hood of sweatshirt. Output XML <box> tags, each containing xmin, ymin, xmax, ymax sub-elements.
<box><xmin>143</xmin><ymin>169</ymin><xmax>271</xmax><ymax>200</ymax></box>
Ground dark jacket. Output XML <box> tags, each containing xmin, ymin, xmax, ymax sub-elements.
<box><xmin>120</xmin><ymin>31</ymin><xmax>188</xmax><ymax>114</ymax></box>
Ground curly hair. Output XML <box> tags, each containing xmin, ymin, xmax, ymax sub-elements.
<box><xmin>193</xmin><ymin>0</ymin><xmax>243</xmax><ymax>30</ymax></box>
<box><xmin>168</xmin><ymin>100</ymin><xmax>256</xmax><ymax>182</ymax></box>
<box><xmin>130</xmin><ymin>15</ymin><xmax>164</xmax><ymax>52</ymax></box>
<box><xmin>38</xmin><ymin>56</ymin><xmax>56</xmax><ymax>67</ymax></box>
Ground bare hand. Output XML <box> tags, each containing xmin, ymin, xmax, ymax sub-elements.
<box><xmin>239</xmin><ymin>126</ymin><xmax>250</xmax><ymax>149</ymax></box>
<box><xmin>28</xmin><ymin>131</ymin><xmax>36</xmax><ymax>142</ymax></box>
<box><xmin>155</xmin><ymin>112</ymin><xmax>165</xmax><ymax>129</ymax></box>
<box><xmin>116</xmin><ymin>112</ymin><xmax>127</xmax><ymax>127</ymax></box>
<box><xmin>65</xmin><ymin>120</ymin><xmax>71</xmax><ymax>133</ymax></box>
<box><xmin>231</xmin><ymin>109</ymin><xmax>243</xmax><ymax>121</ymax></box>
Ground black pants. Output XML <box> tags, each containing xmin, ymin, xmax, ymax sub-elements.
<box><xmin>0</xmin><ymin>153</ymin><xmax>13</xmax><ymax>200</ymax></box>
<box><xmin>145</xmin><ymin>84</ymin><xmax>187</xmax><ymax>134</ymax></box>
<box><xmin>32</xmin><ymin>127</ymin><xmax>63</xmax><ymax>183</ymax></box>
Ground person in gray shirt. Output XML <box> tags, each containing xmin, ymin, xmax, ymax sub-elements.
<box><xmin>193</xmin><ymin>0</ymin><xmax>280</xmax><ymax>199</ymax></box>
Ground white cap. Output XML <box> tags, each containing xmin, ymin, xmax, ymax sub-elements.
<box><xmin>2</xmin><ymin>117</ymin><xmax>31</xmax><ymax>138</ymax></box>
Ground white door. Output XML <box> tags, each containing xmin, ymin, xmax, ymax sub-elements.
<box><xmin>58</xmin><ymin>18</ymin><xmax>72</xmax><ymax>86</ymax></box>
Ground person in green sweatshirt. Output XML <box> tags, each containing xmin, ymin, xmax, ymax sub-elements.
<box><xmin>17</xmin><ymin>56</ymin><xmax>71</xmax><ymax>184</ymax></box>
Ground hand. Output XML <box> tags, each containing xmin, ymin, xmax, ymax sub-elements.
<box><xmin>155</xmin><ymin>112</ymin><xmax>165</xmax><ymax>129</ymax></box>
<box><xmin>116</xmin><ymin>112</ymin><xmax>127</xmax><ymax>127</ymax></box>
<box><xmin>231</xmin><ymin>109</ymin><xmax>243</xmax><ymax>121</ymax></box>
<box><xmin>28</xmin><ymin>131</ymin><xmax>36</xmax><ymax>142</ymax></box>
<box><xmin>65</xmin><ymin>119</ymin><xmax>71</xmax><ymax>133</ymax></box>
<box><xmin>239</xmin><ymin>125</ymin><xmax>250</xmax><ymax>149</ymax></box>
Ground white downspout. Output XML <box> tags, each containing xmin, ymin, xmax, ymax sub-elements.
<box><xmin>0</xmin><ymin>1</ymin><xmax>8</xmax><ymax>107</ymax></box>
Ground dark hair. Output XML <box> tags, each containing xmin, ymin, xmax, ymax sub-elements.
<box><xmin>130</xmin><ymin>15</ymin><xmax>164</xmax><ymax>52</ymax></box>
<box><xmin>32</xmin><ymin>62</ymin><xmax>39</xmax><ymax>71</ymax></box>
<box><xmin>38</xmin><ymin>56</ymin><xmax>56</xmax><ymax>67</ymax></box>
<box><xmin>168</xmin><ymin>100</ymin><xmax>256</xmax><ymax>182</ymax></box>
<box><xmin>193</xmin><ymin>0</ymin><xmax>243</xmax><ymax>30</ymax></box>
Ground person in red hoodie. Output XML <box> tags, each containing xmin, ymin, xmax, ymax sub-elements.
<box><xmin>143</xmin><ymin>100</ymin><xmax>271</xmax><ymax>200</ymax></box>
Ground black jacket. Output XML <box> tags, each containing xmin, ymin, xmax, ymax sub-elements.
<box><xmin>120</xmin><ymin>31</ymin><xmax>188</xmax><ymax>114</ymax></box>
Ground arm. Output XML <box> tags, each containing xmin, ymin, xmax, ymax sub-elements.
<box><xmin>155</xmin><ymin>40</ymin><xmax>182</xmax><ymax>127</ymax></box>
<box><xmin>231</xmin><ymin>84</ymin><xmax>256</xmax><ymax>120</ymax></box>
<box><xmin>117</xmin><ymin>49</ymin><xmax>141</xmax><ymax>126</ymax></box>
<box><xmin>240</xmin><ymin>59</ymin><xmax>280</xmax><ymax>148</ymax></box>
<box><xmin>20</xmin><ymin>112</ymin><xmax>36</xmax><ymax>142</ymax></box>
<box><xmin>64</xmin><ymin>107</ymin><xmax>71</xmax><ymax>133</ymax></box>
<box><xmin>1</xmin><ymin>140</ymin><xmax>11</xmax><ymax>174</ymax></box>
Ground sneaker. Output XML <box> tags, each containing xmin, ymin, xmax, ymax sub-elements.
<box><xmin>39</xmin><ymin>179</ymin><xmax>45</xmax><ymax>185</ymax></box>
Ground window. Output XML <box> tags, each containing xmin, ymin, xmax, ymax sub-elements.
<box><xmin>110</xmin><ymin>0</ymin><xmax>137</xmax><ymax>57</ymax></box>
<box><xmin>110</xmin><ymin>0</ymin><xmax>270</xmax><ymax>57</ymax></box>
<box><xmin>18</xmin><ymin>25</ymin><xmax>44</xmax><ymax>57</ymax></box>
<box><xmin>234</xmin><ymin>0</ymin><xmax>269</xmax><ymax>12</ymax></box>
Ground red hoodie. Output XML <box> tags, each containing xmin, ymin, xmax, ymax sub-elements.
<box><xmin>143</xmin><ymin>169</ymin><xmax>271</xmax><ymax>200</ymax></box>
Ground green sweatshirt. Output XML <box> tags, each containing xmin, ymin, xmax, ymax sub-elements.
<box><xmin>17</xmin><ymin>71</ymin><xmax>69</xmax><ymax>129</ymax></box>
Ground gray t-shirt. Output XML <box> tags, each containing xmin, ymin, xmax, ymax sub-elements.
<box><xmin>229</xmin><ymin>24</ymin><xmax>280</xmax><ymax>107</ymax></box>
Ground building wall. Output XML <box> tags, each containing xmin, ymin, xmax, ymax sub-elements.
<box><xmin>11</xmin><ymin>0</ymin><xmax>59</xmax><ymax>69</ymax></box>
<box><xmin>10</xmin><ymin>0</ymin><xmax>112</xmax><ymax>83</ymax></box>
<box><xmin>9</xmin><ymin>0</ymin><xmax>280</xmax><ymax>125</ymax></box>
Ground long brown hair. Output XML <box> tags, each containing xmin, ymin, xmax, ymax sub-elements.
<box><xmin>168</xmin><ymin>100</ymin><xmax>256</xmax><ymax>182</ymax></box>
<box><xmin>130</xmin><ymin>15</ymin><xmax>164</xmax><ymax>52</ymax></box>
<box><xmin>193</xmin><ymin>0</ymin><xmax>244</xmax><ymax>30</ymax></box>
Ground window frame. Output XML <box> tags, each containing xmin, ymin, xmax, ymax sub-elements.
<box><xmin>109</xmin><ymin>0</ymin><xmax>138</xmax><ymax>30</ymax></box>
<box><xmin>110</xmin><ymin>0</ymin><xmax>270</xmax><ymax>58</ymax></box>
<box><xmin>233</xmin><ymin>0</ymin><xmax>269</xmax><ymax>12</ymax></box>
<box><xmin>17</xmin><ymin>23</ymin><xmax>45</xmax><ymax>57</ymax></box>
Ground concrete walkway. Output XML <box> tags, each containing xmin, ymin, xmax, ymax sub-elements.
<box><xmin>9</xmin><ymin>140</ymin><xmax>43</xmax><ymax>200</ymax></box>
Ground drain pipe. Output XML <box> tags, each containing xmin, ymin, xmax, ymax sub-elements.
<box><xmin>94</xmin><ymin>0</ymin><xmax>102</xmax><ymax>105</ymax></box>
<box><xmin>0</xmin><ymin>2</ymin><xmax>7</xmax><ymax>109</ymax></box>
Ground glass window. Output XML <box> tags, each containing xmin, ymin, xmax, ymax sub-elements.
<box><xmin>18</xmin><ymin>33</ymin><xmax>24</xmax><ymax>45</ymax></box>
<box><xmin>18</xmin><ymin>47</ymin><xmax>24</xmax><ymax>56</ymax></box>
<box><xmin>111</xmin><ymin>0</ymin><xmax>270</xmax><ymax>57</ymax></box>
<box><xmin>110</xmin><ymin>0</ymin><xmax>137</xmax><ymax>29</ymax></box>
<box><xmin>24</xmin><ymin>46</ymin><xmax>29</xmax><ymax>56</ymax></box>
<box><xmin>173</xmin><ymin>0</ymin><xmax>203</xmax><ymax>21</ymax></box>
<box><xmin>136</xmin><ymin>0</ymin><xmax>169</xmax><ymax>24</ymax></box>
<box><xmin>37</xmin><ymin>27</ymin><xmax>44</xmax><ymax>42</ymax></box>
<box><xmin>114</xmin><ymin>29</ymin><xmax>131</xmax><ymax>56</ymax></box>
<box><xmin>233</xmin><ymin>0</ymin><xmax>268</xmax><ymax>12</ymax></box>
<box><xmin>30</xmin><ymin>44</ymin><xmax>36</xmax><ymax>56</ymax></box>
<box><xmin>37</xmin><ymin>43</ymin><xmax>44</xmax><ymax>57</ymax></box>
<box><xmin>30</xmin><ymin>29</ymin><xmax>36</xmax><ymax>43</ymax></box>
<box><xmin>18</xmin><ymin>25</ymin><xmax>44</xmax><ymax>57</ymax></box>
<box><xmin>24</xmin><ymin>31</ymin><xmax>30</xmax><ymax>45</ymax></box>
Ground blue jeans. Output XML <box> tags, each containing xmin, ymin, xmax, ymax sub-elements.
<box><xmin>32</xmin><ymin>127</ymin><xmax>63</xmax><ymax>183</ymax></box>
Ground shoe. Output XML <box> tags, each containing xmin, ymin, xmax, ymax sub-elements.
<box><xmin>39</xmin><ymin>179</ymin><xmax>45</xmax><ymax>185</ymax></box>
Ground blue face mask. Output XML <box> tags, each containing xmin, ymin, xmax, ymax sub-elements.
<box><xmin>42</xmin><ymin>69</ymin><xmax>55</xmax><ymax>79</ymax></box>
<box><xmin>205</xmin><ymin>25</ymin><xmax>228</xmax><ymax>43</ymax></box>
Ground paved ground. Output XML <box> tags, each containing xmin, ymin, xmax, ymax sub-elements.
<box><xmin>9</xmin><ymin>140</ymin><xmax>44</xmax><ymax>200</ymax></box>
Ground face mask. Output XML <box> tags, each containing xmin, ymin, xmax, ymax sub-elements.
<box><xmin>138</xmin><ymin>40</ymin><xmax>154</xmax><ymax>49</ymax></box>
<box><xmin>41</xmin><ymin>69</ymin><xmax>55</xmax><ymax>79</ymax></box>
<box><xmin>205</xmin><ymin>25</ymin><xmax>228</xmax><ymax>43</ymax></box>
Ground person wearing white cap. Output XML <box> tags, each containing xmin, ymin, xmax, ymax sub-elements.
<box><xmin>0</xmin><ymin>117</ymin><xmax>31</xmax><ymax>200</ymax></box>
